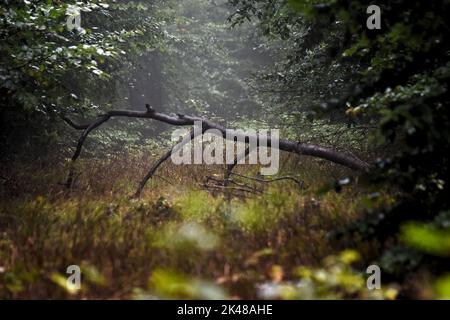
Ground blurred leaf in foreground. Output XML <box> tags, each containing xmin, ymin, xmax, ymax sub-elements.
<box><xmin>401</xmin><ymin>222</ymin><xmax>450</xmax><ymax>257</ymax></box>
<box><xmin>144</xmin><ymin>269</ymin><xmax>228</xmax><ymax>300</ymax></box>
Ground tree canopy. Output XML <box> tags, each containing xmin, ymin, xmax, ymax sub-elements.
<box><xmin>1</xmin><ymin>0</ymin><xmax>449</xmax><ymax>299</ymax></box>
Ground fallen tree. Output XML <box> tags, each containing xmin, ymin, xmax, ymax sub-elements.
<box><xmin>63</xmin><ymin>105</ymin><xmax>369</xmax><ymax>197</ymax></box>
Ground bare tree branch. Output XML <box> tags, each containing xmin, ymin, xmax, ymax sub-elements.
<box><xmin>63</xmin><ymin>105</ymin><xmax>369</xmax><ymax>194</ymax></box>
<box><xmin>134</xmin><ymin>129</ymin><xmax>201</xmax><ymax>198</ymax></box>
<box><xmin>224</xmin><ymin>145</ymin><xmax>253</xmax><ymax>184</ymax></box>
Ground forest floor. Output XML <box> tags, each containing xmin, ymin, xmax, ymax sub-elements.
<box><xmin>0</xmin><ymin>153</ymin><xmax>397</xmax><ymax>299</ymax></box>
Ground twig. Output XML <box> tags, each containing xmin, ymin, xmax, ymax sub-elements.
<box><xmin>230</xmin><ymin>172</ymin><xmax>306</xmax><ymax>189</ymax></box>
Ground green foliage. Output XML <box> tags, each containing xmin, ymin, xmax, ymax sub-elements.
<box><xmin>227</xmin><ymin>0</ymin><xmax>450</xmax><ymax>292</ymax></box>
<box><xmin>401</xmin><ymin>221</ymin><xmax>450</xmax><ymax>258</ymax></box>
<box><xmin>152</xmin><ymin>221</ymin><xmax>220</xmax><ymax>252</ymax></box>
<box><xmin>228</xmin><ymin>0</ymin><xmax>370</xmax><ymax>154</ymax></box>
<box><xmin>0</xmin><ymin>0</ymin><xmax>170</xmax><ymax>159</ymax></box>
<box><xmin>143</xmin><ymin>269</ymin><xmax>229</xmax><ymax>299</ymax></box>
<box><xmin>258</xmin><ymin>250</ymin><xmax>398</xmax><ymax>299</ymax></box>
<box><xmin>175</xmin><ymin>190</ymin><xmax>221</xmax><ymax>222</ymax></box>
<box><xmin>230</xmin><ymin>190</ymin><xmax>297</xmax><ymax>233</ymax></box>
<box><xmin>51</xmin><ymin>263</ymin><xmax>105</xmax><ymax>295</ymax></box>
<box><xmin>160</xmin><ymin>0</ymin><xmax>270</xmax><ymax>119</ymax></box>
<box><xmin>435</xmin><ymin>274</ymin><xmax>450</xmax><ymax>299</ymax></box>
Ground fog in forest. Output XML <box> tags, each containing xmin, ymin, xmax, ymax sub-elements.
<box><xmin>1</xmin><ymin>0</ymin><xmax>449</xmax><ymax>301</ymax></box>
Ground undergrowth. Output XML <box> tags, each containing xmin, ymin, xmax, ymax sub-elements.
<box><xmin>0</xmin><ymin>154</ymin><xmax>397</xmax><ymax>299</ymax></box>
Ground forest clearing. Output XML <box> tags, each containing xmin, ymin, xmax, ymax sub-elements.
<box><xmin>1</xmin><ymin>0</ymin><xmax>449</xmax><ymax>301</ymax></box>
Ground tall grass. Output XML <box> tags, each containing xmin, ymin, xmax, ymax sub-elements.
<box><xmin>0</xmin><ymin>153</ymin><xmax>383</xmax><ymax>299</ymax></box>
